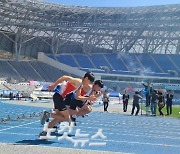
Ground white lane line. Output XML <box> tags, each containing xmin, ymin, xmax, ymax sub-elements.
<box><xmin>0</xmin><ymin>120</ymin><xmax>39</xmax><ymax>132</ymax></box>
<box><xmin>8</xmin><ymin>125</ymin><xmax>180</xmax><ymax>140</ymax></box>
<box><xmin>79</xmin><ymin>122</ymin><xmax>180</xmax><ymax>134</ymax></box>
<box><xmin>77</xmin><ymin>125</ymin><xmax>180</xmax><ymax>138</ymax></box>
<box><xmin>101</xmin><ymin>139</ymin><xmax>180</xmax><ymax>148</ymax></box>
<box><xmin>84</xmin><ymin>120</ymin><xmax>180</xmax><ymax>130</ymax></box>
<box><xmin>107</xmin><ymin>132</ymin><xmax>180</xmax><ymax>140</ymax></box>
<box><xmin>0</xmin><ymin>131</ymin><xmax>179</xmax><ymax>149</ymax></box>
<box><xmin>76</xmin><ymin>127</ymin><xmax>180</xmax><ymax>141</ymax></box>
<box><xmin>8</xmin><ymin>126</ymin><xmax>42</xmax><ymax>130</ymax></box>
<box><xmin>0</xmin><ymin>132</ymin><xmax>37</xmax><ymax>136</ymax></box>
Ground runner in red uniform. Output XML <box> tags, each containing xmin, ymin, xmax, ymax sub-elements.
<box><xmin>39</xmin><ymin>72</ymin><xmax>95</xmax><ymax>138</ymax></box>
<box><xmin>67</xmin><ymin>80</ymin><xmax>104</xmax><ymax>124</ymax></box>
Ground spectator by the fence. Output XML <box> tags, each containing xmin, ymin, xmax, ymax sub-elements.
<box><xmin>157</xmin><ymin>91</ymin><xmax>165</xmax><ymax>116</ymax></box>
<box><xmin>151</xmin><ymin>90</ymin><xmax>158</xmax><ymax>116</ymax></box>
<box><xmin>166</xmin><ymin>90</ymin><xmax>174</xmax><ymax>115</ymax></box>
<box><xmin>122</xmin><ymin>90</ymin><xmax>129</xmax><ymax>112</ymax></box>
<box><xmin>103</xmin><ymin>90</ymin><xmax>109</xmax><ymax>112</ymax></box>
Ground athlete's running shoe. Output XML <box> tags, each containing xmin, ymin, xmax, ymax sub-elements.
<box><xmin>40</xmin><ymin>110</ymin><xmax>50</xmax><ymax>125</ymax></box>
<box><xmin>39</xmin><ymin>131</ymin><xmax>47</xmax><ymax>137</ymax></box>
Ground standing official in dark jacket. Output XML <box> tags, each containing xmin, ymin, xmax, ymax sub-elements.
<box><xmin>122</xmin><ymin>90</ymin><xmax>129</xmax><ymax>112</ymax></box>
<box><xmin>131</xmin><ymin>91</ymin><xmax>142</xmax><ymax>116</ymax></box>
<box><xmin>166</xmin><ymin>90</ymin><xmax>173</xmax><ymax>115</ymax></box>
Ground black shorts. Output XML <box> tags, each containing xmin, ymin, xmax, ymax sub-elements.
<box><xmin>69</xmin><ymin>98</ymin><xmax>85</xmax><ymax>110</ymax></box>
<box><xmin>64</xmin><ymin>92</ymin><xmax>74</xmax><ymax>106</ymax></box>
<box><xmin>53</xmin><ymin>93</ymin><xmax>67</xmax><ymax>111</ymax></box>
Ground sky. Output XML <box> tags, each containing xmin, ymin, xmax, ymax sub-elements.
<box><xmin>44</xmin><ymin>0</ymin><xmax>180</xmax><ymax>7</ymax></box>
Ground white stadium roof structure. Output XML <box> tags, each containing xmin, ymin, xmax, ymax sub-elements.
<box><xmin>0</xmin><ymin>0</ymin><xmax>180</xmax><ymax>59</ymax></box>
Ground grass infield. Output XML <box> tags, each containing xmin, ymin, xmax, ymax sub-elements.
<box><xmin>141</xmin><ymin>104</ymin><xmax>180</xmax><ymax>118</ymax></box>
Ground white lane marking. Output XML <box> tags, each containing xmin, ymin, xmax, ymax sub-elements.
<box><xmin>0</xmin><ymin>132</ymin><xmax>37</xmax><ymax>136</ymax></box>
<box><xmin>0</xmin><ymin>131</ymin><xmax>179</xmax><ymax>149</ymax></box>
<box><xmin>101</xmin><ymin>139</ymin><xmax>180</xmax><ymax>148</ymax></box>
<box><xmin>0</xmin><ymin>120</ymin><xmax>39</xmax><ymax>132</ymax></box>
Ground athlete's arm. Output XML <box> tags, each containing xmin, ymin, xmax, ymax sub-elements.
<box><xmin>75</xmin><ymin>85</ymin><xmax>96</xmax><ymax>102</ymax></box>
<box><xmin>48</xmin><ymin>75</ymin><xmax>82</xmax><ymax>91</ymax></box>
<box><xmin>137</xmin><ymin>94</ymin><xmax>142</xmax><ymax>99</ymax></box>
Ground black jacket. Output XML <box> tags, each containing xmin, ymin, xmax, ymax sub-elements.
<box><xmin>123</xmin><ymin>94</ymin><xmax>129</xmax><ymax>102</ymax></box>
<box><xmin>166</xmin><ymin>94</ymin><xmax>173</xmax><ymax>103</ymax></box>
<box><xmin>133</xmin><ymin>94</ymin><xmax>142</xmax><ymax>104</ymax></box>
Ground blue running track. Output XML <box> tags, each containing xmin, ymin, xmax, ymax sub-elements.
<box><xmin>0</xmin><ymin>101</ymin><xmax>180</xmax><ymax>154</ymax></box>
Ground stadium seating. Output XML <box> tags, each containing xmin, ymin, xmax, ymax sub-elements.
<box><xmin>135</xmin><ymin>53</ymin><xmax>162</xmax><ymax>72</ymax></box>
<box><xmin>48</xmin><ymin>53</ymin><xmax>180</xmax><ymax>77</ymax></box>
<box><xmin>0</xmin><ymin>61</ymin><xmax>24</xmax><ymax>81</ymax></box>
<box><xmin>168</xmin><ymin>54</ymin><xmax>180</xmax><ymax>73</ymax></box>
<box><xmin>104</xmin><ymin>54</ymin><xmax>128</xmax><ymax>71</ymax></box>
<box><xmin>29</xmin><ymin>61</ymin><xmax>67</xmax><ymax>82</ymax></box>
<box><xmin>151</xmin><ymin>54</ymin><xmax>177</xmax><ymax>73</ymax></box>
<box><xmin>29</xmin><ymin>61</ymin><xmax>51</xmax><ymax>81</ymax></box>
<box><xmin>89</xmin><ymin>53</ymin><xmax>112</xmax><ymax>70</ymax></box>
<box><xmin>57</xmin><ymin>55</ymin><xmax>79</xmax><ymax>67</ymax></box>
<box><xmin>73</xmin><ymin>54</ymin><xmax>95</xmax><ymax>68</ymax></box>
<box><xmin>120</xmin><ymin>53</ymin><xmax>142</xmax><ymax>71</ymax></box>
<box><xmin>8</xmin><ymin>61</ymin><xmax>43</xmax><ymax>81</ymax></box>
<box><xmin>0</xmin><ymin>60</ymin><xmax>68</xmax><ymax>82</ymax></box>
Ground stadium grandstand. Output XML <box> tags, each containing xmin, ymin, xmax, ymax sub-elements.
<box><xmin>0</xmin><ymin>0</ymin><xmax>180</xmax><ymax>95</ymax></box>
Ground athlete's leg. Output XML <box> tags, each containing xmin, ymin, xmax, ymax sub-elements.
<box><xmin>76</xmin><ymin>104</ymin><xmax>92</xmax><ymax>116</ymax></box>
<box><xmin>68</xmin><ymin>107</ymin><xmax>78</xmax><ymax>116</ymax></box>
<box><xmin>48</xmin><ymin>110</ymin><xmax>70</xmax><ymax>128</ymax></box>
<box><xmin>40</xmin><ymin>93</ymin><xmax>69</xmax><ymax>134</ymax></box>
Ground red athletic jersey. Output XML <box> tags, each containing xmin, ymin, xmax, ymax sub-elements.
<box><xmin>61</xmin><ymin>82</ymin><xmax>76</xmax><ymax>98</ymax></box>
<box><xmin>81</xmin><ymin>88</ymin><xmax>87</xmax><ymax>96</ymax></box>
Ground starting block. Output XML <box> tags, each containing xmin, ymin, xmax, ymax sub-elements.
<box><xmin>1</xmin><ymin>118</ymin><xmax>6</xmax><ymax>123</ymax></box>
<box><xmin>0</xmin><ymin>112</ymin><xmax>41</xmax><ymax>124</ymax></box>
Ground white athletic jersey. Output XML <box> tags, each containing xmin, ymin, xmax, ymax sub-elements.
<box><xmin>54</xmin><ymin>81</ymin><xmax>67</xmax><ymax>94</ymax></box>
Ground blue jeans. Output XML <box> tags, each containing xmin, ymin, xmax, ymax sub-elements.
<box><xmin>151</xmin><ymin>102</ymin><xmax>157</xmax><ymax>115</ymax></box>
<box><xmin>146</xmin><ymin>94</ymin><xmax>151</xmax><ymax>106</ymax></box>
